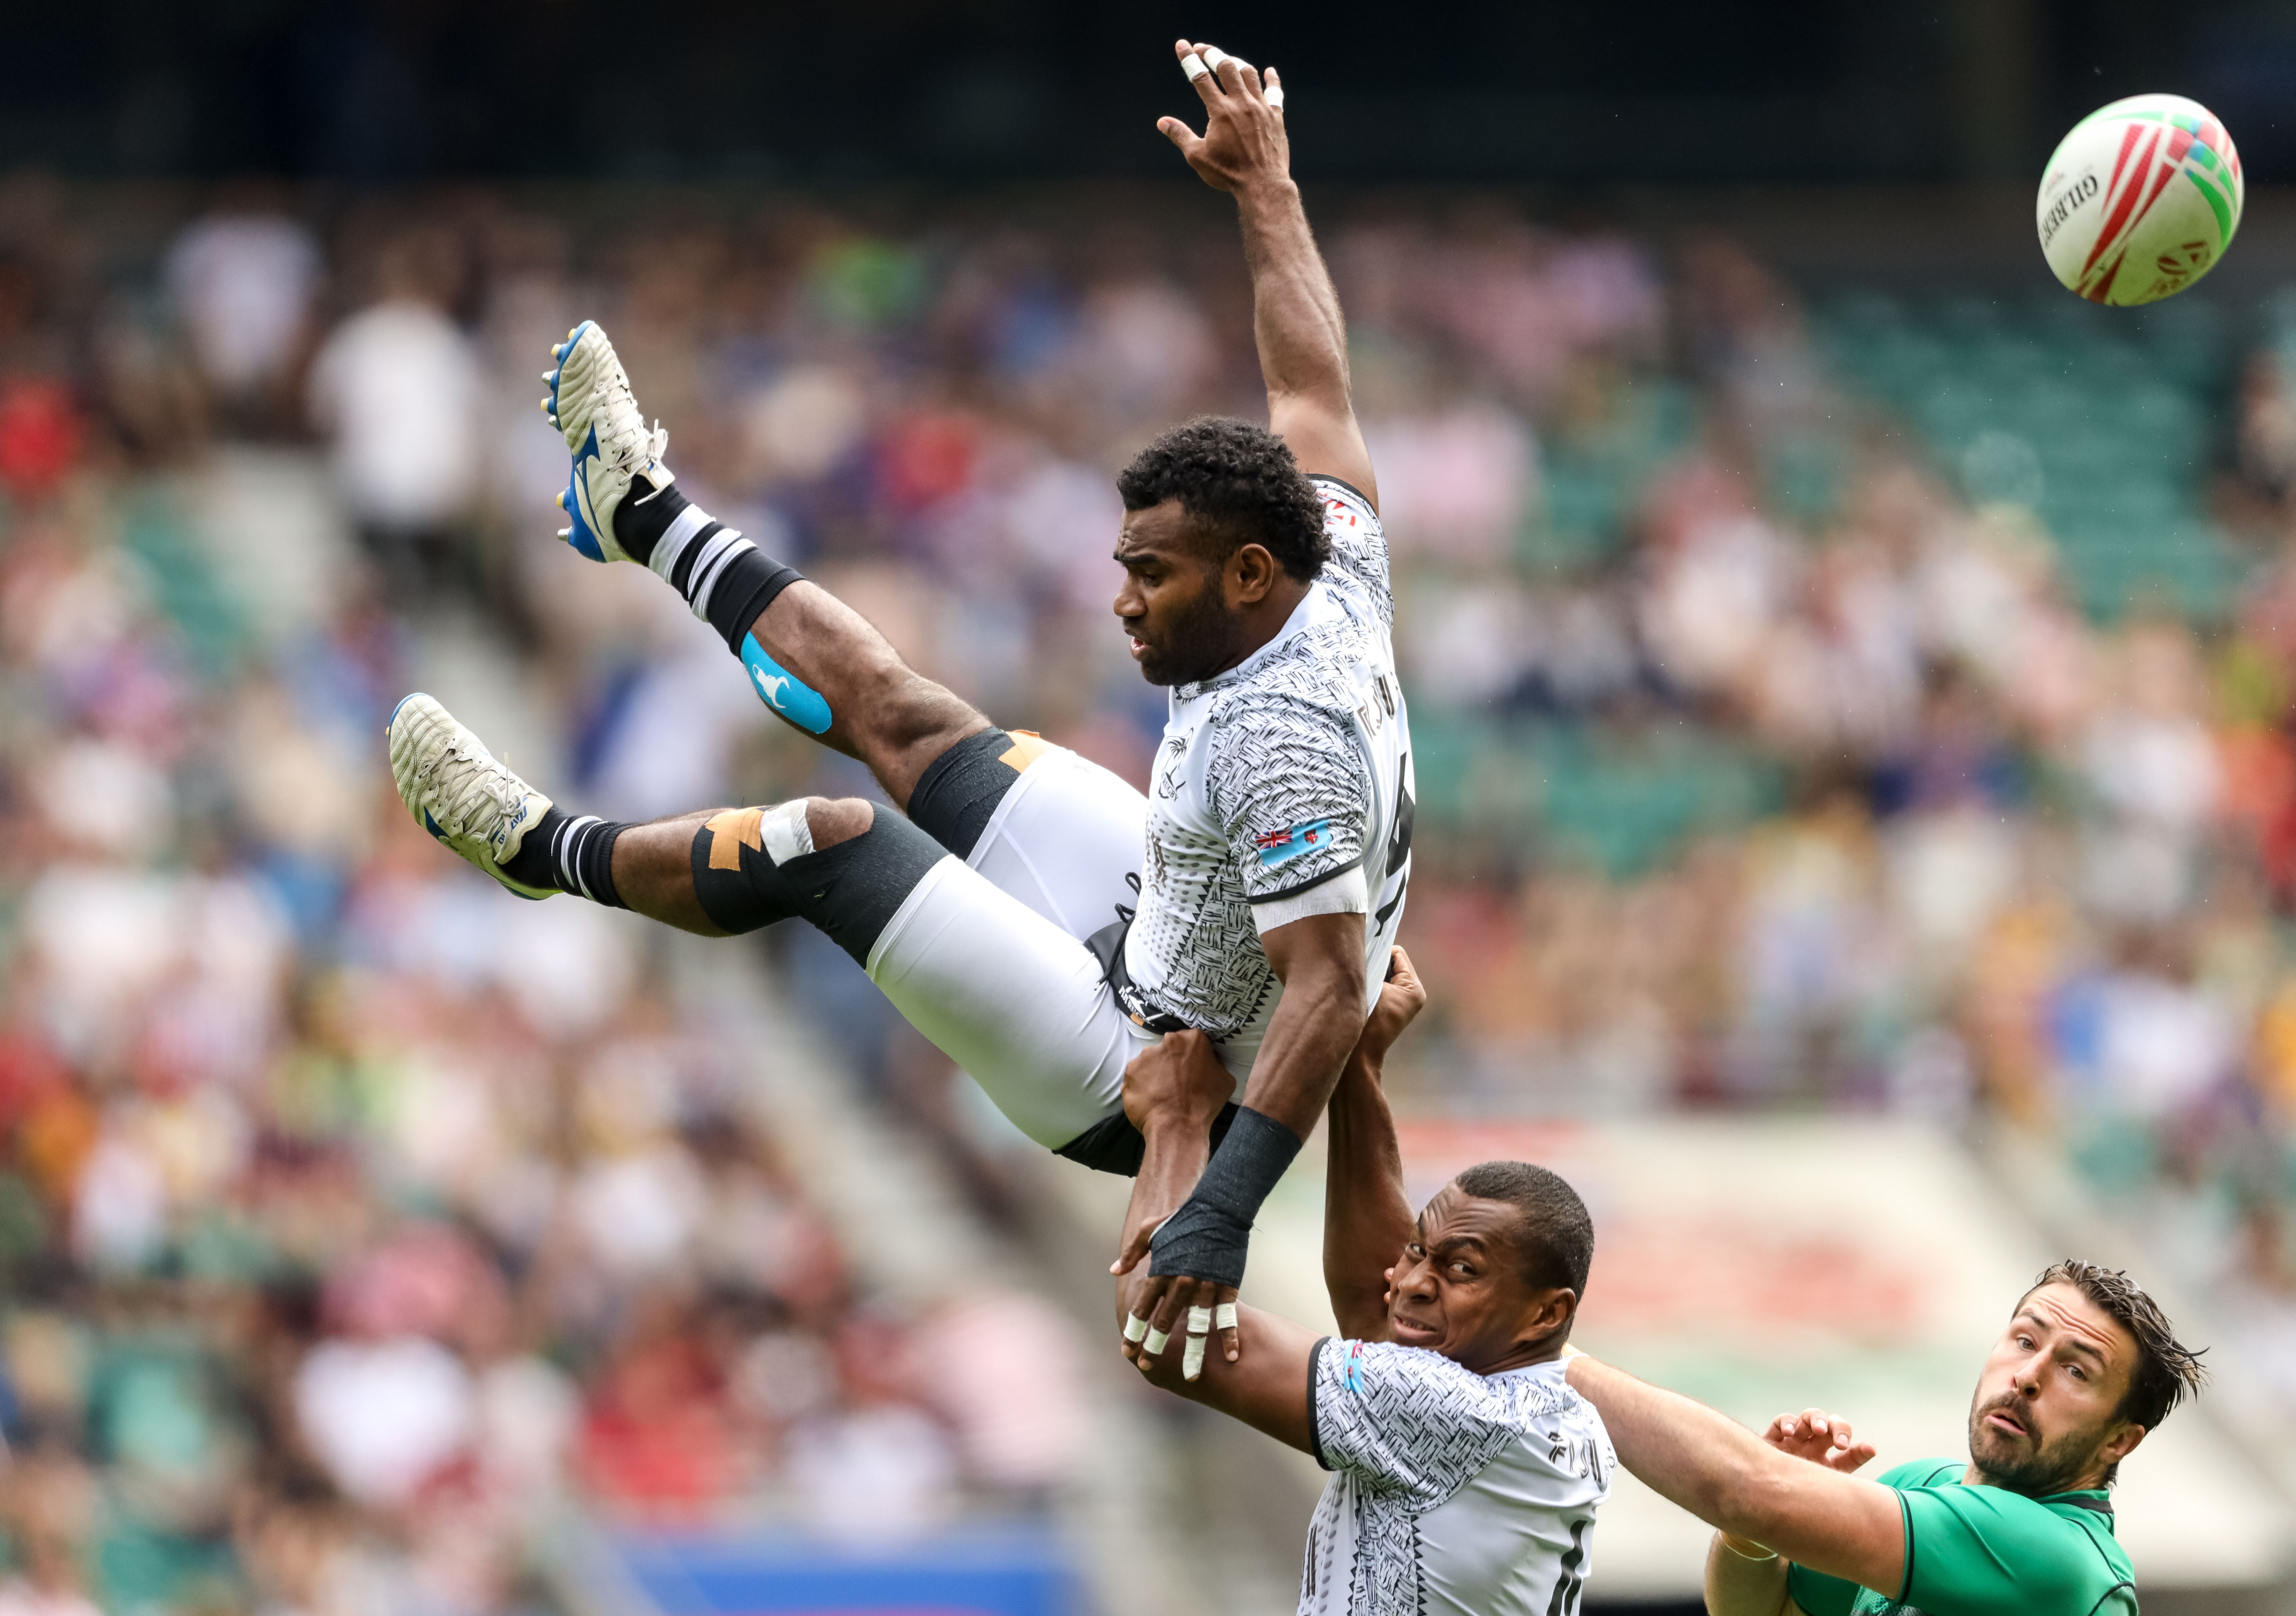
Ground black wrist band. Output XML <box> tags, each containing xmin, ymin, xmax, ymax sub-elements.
<box><xmin>1148</xmin><ymin>1105</ymin><xmax>1302</xmax><ymax>1288</ymax></box>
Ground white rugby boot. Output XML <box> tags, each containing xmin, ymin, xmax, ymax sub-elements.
<box><xmin>386</xmin><ymin>693</ymin><xmax>556</xmax><ymax>900</ymax></box>
<box><xmin>541</xmin><ymin>320</ymin><xmax>675</xmax><ymax>563</ymax></box>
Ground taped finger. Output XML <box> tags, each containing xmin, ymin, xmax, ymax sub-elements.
<box><xmin>1182</xmin><ymin>53</ymin><xmax>1210</xmax><ymax>83</ymax></box>
<box><xmin>1123</xmin><ymin>1315</ymin><xmax>1150</xmax><ymax>1344</ymax></box>
<box><xmin>1264</xmin><ymin>82</ymin><xmax>1285</xmax><ymax>109</ymax></box>
<box><xmin>1187</xmin><ymin>1306</ymin><xmax>1214</xmax><ymax>1336</ymax></box>
<box><xmin>1215</xmin><ymin>1303</ymin><xmax>1239</xmax><ymax>1331</ymax></box>
<box><xmin>1201</xmin><ymin>45</ymin><xmax>1229</xmax><ymax>74</ymax></box>
<box><xmin>1143</xmin><ymin>1326</ymin><xmax>1172</xmax><ymax>1355</ymax></box>
<box><xmin>1183</xmin><ymin>1333</ymin><xmax>1208</xmax><ymax>1380</ymax></box>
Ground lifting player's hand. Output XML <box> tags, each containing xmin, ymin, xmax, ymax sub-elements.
<box><xmin>1120</xmin><ymin>1257</ymin><xmax>1242</xmax><ymax>1383</ymax></box>
<box><xmin>1114</xmin><ymin>1029</ymin><xmax>1242</xmax><ymax>1379</ymax></box>
<box><xmin>1158</xmin><ymin>39</ymin><xmax>1288</xmax><ymax>196</ymax></box>
<box><xmin>1359</xmin><ymin>944</ymin><xmax>1426</xmax><ymax>1067</ymax></box>
<box><xmin>1760</xmin><ymin>1407</ymin><xmax>1878</xmax><ymax>1474</ymax></box>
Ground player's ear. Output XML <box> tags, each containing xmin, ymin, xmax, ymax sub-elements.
<box><xmin>1230</xmin><ymin>541</ymin><xmax>1279</xmax><ymax>604</ymax></box>
<box><xmin>2100</xmin><ymin>1419</ymin><xmax>2147</xmax><ymax>1468</ymax></box>
<box><xmin>1514</xmin><ymin>1281</ymin><xmax>1575</xmax><ymax>1344</ymax></box>
<box><xmin>1542</xmin><ymin>1287</ymin><xmax>1578</xmax><ymax>1338</ymax></box>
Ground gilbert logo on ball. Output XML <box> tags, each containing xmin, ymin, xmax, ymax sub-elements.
<box><xmin>2037</xmin><ymin>94</ymin><xmax>2242</xmax><ymax>306</ymax></box>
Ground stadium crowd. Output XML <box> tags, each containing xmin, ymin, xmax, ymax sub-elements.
<box><xmin>0</xmin><ymin>183</ymin><xmax>1087</xmax><ymax>1616</ymax></box>
<box><xmin>0</xmin><ymin>173</ymin><xmax>2291</xmax><ymax>1610</ymax></box>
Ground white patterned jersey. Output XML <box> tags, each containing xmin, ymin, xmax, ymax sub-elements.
<box><xmin>1121</xmin><ymin>475</ymin><xmax>1415</xmax><ymax>1074</ymax></box>
<box><xmin>1300</xmin><ymin>1342</ymin><xmax>1613</xmax><ymax>1616</ymax></box>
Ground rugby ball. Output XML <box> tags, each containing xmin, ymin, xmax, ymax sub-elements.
<box><xmin>2037</xmin><ymin>94</ymin><xmax>2242</xmax><ymax>306</ymax></box>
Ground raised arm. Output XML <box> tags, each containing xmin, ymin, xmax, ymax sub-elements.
<box><xmin>1159</xmin><ymin>39</ymin><xmax>1378</xmax><ymax>505</ymax></box>
<box><xmin>1324</xmin><ymin>947</ymin><xmax>1424</xmax><ymax>1338</ymax></box>
<box><xmin>1563</xmin><ymin>1356</ymin><xmax>1904</xmax><ymax>1595</ymax></box>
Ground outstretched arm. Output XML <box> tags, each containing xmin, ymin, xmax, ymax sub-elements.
<box><xmin>1563</xmin><ymin>1356</ymin><xmax>1903</xmax><ymax>1595</ymax></box>
<box><xmin>1706</xmin><ymin>1410</ymin><xmax>1879</xmax><ymax>1616</ymax></box>
<box><xmin>1324</xmin><ymin>947</ymin><xmax>1424</xmax><ymax>1338</ymax></box>
<box><xmin>1160</xmin><ymin>39</ymin><xmax>1378</xmax><ymax>506</ymax></box>
<box><xmin>1135</xmin><ymin>1297</ymin><xmax>1322</xmax><ymax>1453</ymax></box>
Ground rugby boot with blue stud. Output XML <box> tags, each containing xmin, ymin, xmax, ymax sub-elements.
<box><xmin>541</xmin><ymin>320</ymin><xmax>673</xmax><ymax>564</ymax></box>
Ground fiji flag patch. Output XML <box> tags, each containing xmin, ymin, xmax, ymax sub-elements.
<box><xmin>1254</xmin><ymin>818</ymin><xmax>1332</xmax><ymax>868</ymax></box>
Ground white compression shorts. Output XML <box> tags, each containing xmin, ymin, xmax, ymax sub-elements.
<box><xmin>963</xmin><ymin>741</ymin><xmax>1145</xmax><ymax>944</ymax></box>
<box><xmin>866</xmin><ymin>741</ymin><xmax>1155</xmax><ymax>1149</ymax></box>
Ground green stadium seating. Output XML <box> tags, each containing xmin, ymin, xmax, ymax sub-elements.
<box><xmin>1816</xmin><ymin>293</ymin><xmax>2237</xmax><ymax>624</ymax></box>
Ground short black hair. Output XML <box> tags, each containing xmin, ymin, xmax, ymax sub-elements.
<box><xmin>1115</xmin><ymin>416</ymin><xmax>1329</xmax><ymax>582</ymax></box>
<box><xmin>2025</xmin><ymin>1260</ymin><xmax>2206</xmax><ymax>1436</ymax></box>
<box><xmin>1453</xmin><ymin>1160</ymin><xmax>1594</xmax><ymax>1297</ymax></box>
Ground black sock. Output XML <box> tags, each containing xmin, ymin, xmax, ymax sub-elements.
<box><xmin>633</xmin><ymin>487</ymin><xmax>805</xmax><ymax>653</ymax></box>
<box><xmin>500</xmin><ymin>807</ymin><xmax>628</xmax><ymax>907</ymax></box>
<box><xmin>610</xmin><ymin>473</ymin><xmax>685</xmax><ymax>566</ymax></box>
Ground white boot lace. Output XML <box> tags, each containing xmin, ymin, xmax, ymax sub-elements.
<box><xmin>423</xmin><ymin>743</ymin><xmax>523</xmax><ymax>846</ymax></box>
<box><xmin>589</xmin><ymin>366</ymin><xmax>670</xmax><ymax>477</ymax></box>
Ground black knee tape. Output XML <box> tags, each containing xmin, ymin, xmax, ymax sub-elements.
<box><xmin>908</xmin><ymin>727</ymin><xmax>1028</xmax><ymax>859</ymax></box>
<box><xmin>690</xmin><ymin>811</ymin><xmax>802</xmax><ymax>936</ymax></box>
<box><xmin>690</xmin><ymin>805</ymin><xmax>946</xmax><ymax>967</ymax></box>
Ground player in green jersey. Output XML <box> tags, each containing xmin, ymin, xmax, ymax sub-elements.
<box><xmin>1562</xmin><ymin>1261</ymin><xmax>2205</xmax><ymax>1616</ymax></box>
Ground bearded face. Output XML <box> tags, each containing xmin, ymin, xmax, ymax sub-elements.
<box><xmin>1965</xmin><ymin>1386</ymin><xmax>2113</xmax><ymax>1495</ymax></box>
<box><xmin>1960</xmin><ymin>1281</ymin><xmax>2149</xmax><ymax>1496</ymax></box>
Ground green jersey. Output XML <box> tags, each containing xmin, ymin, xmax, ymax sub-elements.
<box><xmin>1787</xmin><ymin>1458</ymin><xmax>2137</xmax><ymax>1616</ymax></box>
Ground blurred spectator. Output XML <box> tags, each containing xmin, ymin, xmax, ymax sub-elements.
<box><xmin>167</xmin><ymin>199</ymin><xmax>319</xmax><ymax>429</ymax></box>
<box><xmin>307</xmin><ymin>228</ymin><xmax>480</xmax><ymax>599</ymax></box>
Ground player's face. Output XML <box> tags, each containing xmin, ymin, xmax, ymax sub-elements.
<box><xmin>1113</xmin><ymin>499</ymin><xmax>1241</xmax><ymax>686</ymax></box>
<box><xmin>1387</xmin><ymin>1186</ymin><xmax>1572</xmax><ymax>1374</ymax></box>
<box><xmin>1965</xmin><ymin>1282</ymin><xmax>2144</xmax><ymax>1494</ymax></box>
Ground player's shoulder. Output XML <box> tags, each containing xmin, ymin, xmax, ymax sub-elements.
<box><xmin>1202</xmin><ymin>642</ymin><xmax>1361</xmax><ymax>737</ymax></box>
<box><xmin>1308</xmin><ymin>472</ymin><xmax>1379</xmax><ymax>530</ymax></box>
<box><xmin>1305</xmin><ymin>473</ymin><xmax>1391</xmax><ymax>610</ymax></box>
<box><xmin>1896</xmin><ymin>1467</ymin><xmax>2130</xmax><ymax>1595</ymax></box>
<box><xmin>1879</xmin><ymin>1456</ymin><xmax>1966</xmax><ymax>1490</ymax></box>
<box><xmin>1329</xmin><ymin>1340</ymin><xmax>1581</xmax><ymax>1422</ymax></box>
<box><xmin>1324</xmin><ymin>1338</ymin><xmax>1472</xmax><ymax>1396</ymax></box>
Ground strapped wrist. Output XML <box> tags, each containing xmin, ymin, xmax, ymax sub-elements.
<box><xmin>1147</xmin><ymin>1106</ymin><xmax>1301</xmax><ymax>1287</ymax></box>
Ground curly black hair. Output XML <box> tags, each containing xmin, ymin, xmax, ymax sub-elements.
<box><xmin>1453</xmin><ymin>1160</ymin><xmax>1594</xmax><ymax>1297</ymax></box>
<box><xmin>1115</xmin><ymin>416</ymin><xmax>1329</xmax><ymax>582</ymax></box>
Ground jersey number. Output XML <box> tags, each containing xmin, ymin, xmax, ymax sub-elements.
<box><xmin>1385</xmin><ymin>757</ymin><xmax>1414</xmax><ymax>877</ymax></box>
<box><xmin>1544</xmin><ymin>1516</ymin><xmax>1592</xmax><ymax>1616</ymax></box>
<box><xmin>1374</xmin><ymin>758</ymin><xmax>1414</xmax><ymax>927</ymax></box>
